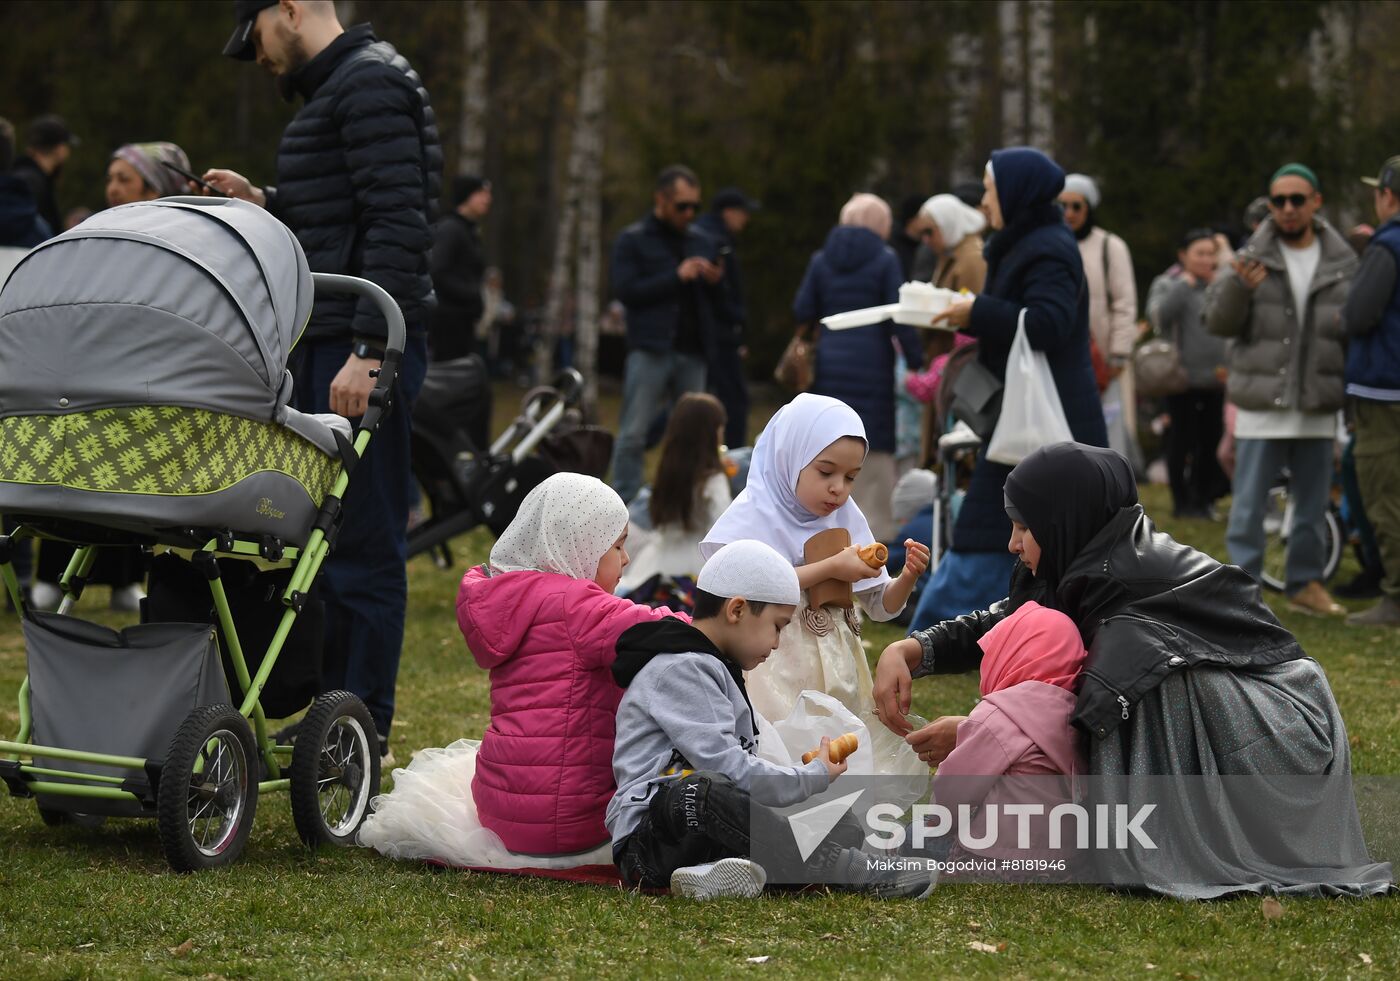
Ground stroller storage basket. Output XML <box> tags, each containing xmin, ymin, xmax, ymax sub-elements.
<box><xmin>24</xmin><ymin>612</ymin><xmax>229</xmax><ymax>817</ymax></box>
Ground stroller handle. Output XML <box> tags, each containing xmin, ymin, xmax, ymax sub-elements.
<box><xmin>310</xmin><ymin>273</ymin><xmax>406</xmax><ymax>355</ymax></box>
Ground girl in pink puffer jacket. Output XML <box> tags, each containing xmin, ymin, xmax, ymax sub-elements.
<box><xmin>358</xmin><ymin>473</ymin><xmax>680</xmax><ymax>868</ymax></box>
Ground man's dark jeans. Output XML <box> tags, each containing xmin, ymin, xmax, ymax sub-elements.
<box><xmin>290</xmin><ymin>334</ymin><xmax>427</xmax><ymax>740</ymax></box>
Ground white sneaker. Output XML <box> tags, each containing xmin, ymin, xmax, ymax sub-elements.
<box><xmin>670</xmin><ymin>858</ymin><xmax>767</xmax><ymax>900</ymax></box>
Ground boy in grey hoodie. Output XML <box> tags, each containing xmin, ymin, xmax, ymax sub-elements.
<box><xmin>607</xmin><ymin>540</ymin><xmax>935</xmax><ymax>900</ymax></box>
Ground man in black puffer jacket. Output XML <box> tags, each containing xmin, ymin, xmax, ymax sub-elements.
<box><xmin>208</xmin><ymin>0</ymin><xmax>442</xmax><ymax>759</ymax></box>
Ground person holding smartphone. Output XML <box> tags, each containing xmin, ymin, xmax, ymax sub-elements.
<box><xmin>201</xmin><ymin>0</ymin><xmax>442</xmax><ymax>764</ymax></box>
<box><xmin>695</xmin><ymin>188</ymin><xmax>759</xmax><ymax>450</ymax></box>
<box><xmin>1204</xmin><ymin>163</ymin><xmax>1356</xmax><ymax>618</ymax></box>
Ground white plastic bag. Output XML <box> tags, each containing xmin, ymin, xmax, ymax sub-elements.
<box><xmin>985</xmin><ymin>308</ymin><xmax>1073</xmax><ymax>465</ymax></box>
<box><xmin>755</xmin><ymin>691</ymin><xmax>929</xmax><ymax>813</ymax></box>
<box><xmin>754</xmin><ymin>690</ymin><xmax>875</xmax><ymax>777</ymax></box>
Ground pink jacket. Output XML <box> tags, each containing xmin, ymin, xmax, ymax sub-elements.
<box><xmin>932</xmin><ymin>681</ymin><xmax>1086</xmax><ymax>863</ymax></box>
<box><xmin>457</xmin><ymin>566</ymin><xmax>679</xmax><ymax>855</ymax></box>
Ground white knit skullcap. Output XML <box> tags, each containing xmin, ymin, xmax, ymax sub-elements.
<box><xmin>697</xmin><ymin>540</ymin><xmax>801</xmax><ymax>606</ymax></box>
<box><xmin>891</xmin><ymin>468</ymin><xmax>937</xmax><ymax>526</ymax></box>
<box><xmin>1063</xmin><ymin>173</ymin><xmax>1101</xmax><ymax>209</ymax></box>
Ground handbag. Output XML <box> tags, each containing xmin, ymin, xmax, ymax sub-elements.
<box><xmin>773</xmin><ymin>323</ymin><xmax>816</xmax><ymax>392</ymax></box>
<box><xmin>949</xmin><ymin>352</ymin><xmax>1004</xmax><ymax>442</ymax></box>
<box><xmin>1133</xmin><ymin>337</ymin><xmax>1189</xmax><ymax>398</ymax></box>
<box><xmin>985</xmin><ymin>309</ymin><xmax>1074</xmax><ymax>466</ymax></box>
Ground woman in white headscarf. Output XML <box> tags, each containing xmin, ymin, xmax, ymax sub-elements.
<box><xmin>907</xmin><ymin>194</ymin><xmax>989</xmax><ymax>464</ymax></box>
<box><xmin>920</xmin><ymin>193</ymin><xmax>988</xmax><ymax>294</ymax></box>
<box><xmin>702</xmin><ymin>394</ymin><xmax>930</xmax><ymax>779</ymax></box>
<box><xmin>359</xmin><ymin>473</ymin><xmax>682</xmax><ymax>869</ymax></box>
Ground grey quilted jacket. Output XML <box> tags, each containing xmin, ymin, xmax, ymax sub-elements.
<box><xmin>1203</xmin><ymin>216</ymin><xmax>1356</xmax><ymax>413</ymax></box>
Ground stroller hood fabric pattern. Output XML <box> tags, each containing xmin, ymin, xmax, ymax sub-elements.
<box><xmin>0</xmin><ymin>197</ymin><xmax>341</xmax><ymax>545</ymax></box>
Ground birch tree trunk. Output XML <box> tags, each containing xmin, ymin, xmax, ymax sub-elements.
<box><xmin>999</xmin><ymin>0</ymin><xmax>1025</xmax><ymax>146</ymax></box>
<box><xmin>947</xmin><ymin>30</ymin><xmax>983</xmax><ymax>183</ymax></box>
<box><xmin>1026</xmin><ymin>0</ymin><xmax>1054</xmax><ymax>152</ymax></box>
<box><xmin>458</xmin><ymin>1</ymin><xmax>489</xmax><ymax>176</ymax></box>
<box><xmin>572</xmin><ymin>0</ymin><xmax>609</xmax><ymax>411</ymax></box>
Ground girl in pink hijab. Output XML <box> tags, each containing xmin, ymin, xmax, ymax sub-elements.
<box><xmin>927</xmin><ymin>601</ymin><xmax>1087</xmax><ymax>872</ymax></box>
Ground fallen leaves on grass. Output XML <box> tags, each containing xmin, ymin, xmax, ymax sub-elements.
<box><xmin>1261</xmin><ymin>897</ymin><xmax>1284</xmax><ymax>921</ymax></box>
<box><xmin>1360</xmin><ymin>953</ymin><xmax>1373</xmax><ymax>966</ymax></box>
<box><xmin>746</xmin><ymin>955</ymin><xmax>770</xmax><ymax>964</ymax></box>
<box><xmin>968</xmin><ymin>941</ymin><xmax>1006</xmax><ymax>954</ymax></box>
<box><xmin>169</xmin><ymin>939</ymin><xmax>194</xmax><ymax>958</ymax></box>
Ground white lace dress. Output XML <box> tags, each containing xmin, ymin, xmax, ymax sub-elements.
<box><xmin>356</xmin><ymin>739</ymin><xmax>613</xmax><ymax>869</ymax></box>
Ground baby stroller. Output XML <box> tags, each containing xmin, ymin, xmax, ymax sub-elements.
<box><xmin>407</xmin><ymin>366</ymin><xmax>612</xmax><ymax>566</ymax></box>
<box><xmin>0</xmin><ymin>197</ymin><xmax>397</xmax><ymax>870</ymax></box>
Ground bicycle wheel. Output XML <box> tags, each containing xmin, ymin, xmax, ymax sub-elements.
<box><xmin>1261</xmin><ymin>484</ymin><xmax>1342</xmax><ymax>591</ymax></box>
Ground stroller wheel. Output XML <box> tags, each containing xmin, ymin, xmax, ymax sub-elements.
<box><xmin>157</xmin><ymin>705</ymin><xmax>259</xmax><ymax>872</ymax></box>
<box><xmin>38</xmin><ymin>807</ymin><xmax>107</xmax><ymax>829</ymax></box>
<box><xmin>289</xmin><ymin>691</ymin><xmax>380</xmax><ymax>849</ymax></box>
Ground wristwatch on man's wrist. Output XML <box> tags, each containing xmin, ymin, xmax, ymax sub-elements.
<box><xmin>351</xmin><ymin>338</ymin><xmax>385</xmax><ymax>361</ymax></box>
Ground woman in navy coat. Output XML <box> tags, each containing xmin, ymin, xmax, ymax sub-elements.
<box><xmin>909</xmin><ymin>147</ymin><xmax>1108</xmax><ymax>631</ymax></box>
<box><xmin>793</xmin><ymin>193</ymin><xmax>923</xmax><ymax>539</ymax></box>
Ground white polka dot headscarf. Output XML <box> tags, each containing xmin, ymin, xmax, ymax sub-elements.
<box><xmin>489</xmin><ymin>472</ymin><xmax>629</xmax><ymax>580</ymax></box>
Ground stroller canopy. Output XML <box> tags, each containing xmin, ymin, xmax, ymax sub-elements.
<box><xmin>0</xmin><ymin>197</ymin><xmax>313</xmax><ymax>422</ymax></box>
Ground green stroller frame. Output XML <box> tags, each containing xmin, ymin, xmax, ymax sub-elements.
<box><xmin>0</xmin><ymin>206</ymin><xmax>405</xmax><ymax>871</ymax></box>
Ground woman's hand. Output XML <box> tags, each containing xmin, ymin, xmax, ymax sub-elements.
<box><xmin>933</xmin><ymin>297</ymin><xmax>974</xmax><ymax>330</ymax></box>
<box><xmin>907</xmin><ymin>716</ymin><xmax>965</xmax><ymax>767</ymax></box>
<box><xmin>873</xmin><ymin>638</ymin><xmax>922</xmax><ymax>735</ymax></box>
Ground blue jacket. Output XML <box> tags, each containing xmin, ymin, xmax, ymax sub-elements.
<box><xmin>954</xmin><ymin>147</ymin><xmax>1108</xmax><ymax>552</ymax></box>
<box><xmin>793</xmin><ymin>225</ymin><xmax>923</xmax><ymax>453</ymax></box>
<box><xmin>0</xmin><ymin>175</ymin><xmax>50</xmax><ymax>250</ymax></box>
<box><xmin>611</xmin><ymin>213</ymin><xmax>722</xmax><ymax>356</ymax></box>
<box><xmin>1345</xmin><ymin>218</ymin><xmax>1400</xmax><ymax>399</ymax></box>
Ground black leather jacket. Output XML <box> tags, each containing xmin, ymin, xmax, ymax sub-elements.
<box><xmin>912</xmin><ymin>506</ymin><xmax>1305</xmax><ymax>740</ymax></box>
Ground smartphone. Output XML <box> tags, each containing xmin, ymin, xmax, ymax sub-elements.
<box><xmin>161</xmin><ymin>160</ymin><xmax>219</xmax><ymax>195</ymax></box>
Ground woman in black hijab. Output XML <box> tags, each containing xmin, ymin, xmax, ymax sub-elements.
<box><xmin>875</xmin><ymin>442</ymin><xmax>1391</xmax><ymax>898</ymax></box>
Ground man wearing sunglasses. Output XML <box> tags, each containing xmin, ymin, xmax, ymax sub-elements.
<box><xmin>1340</xmin><ymin>156</ymin><xmax>1400</xmax><ymax>626</ymax></box>
<box><xmin>608</xmin><ymin>164</ymin><xmax>724</xmax><ymax>503</ymax></box>
<box><xmin>1205</xmin><ymin>163</ymin><xmax>1357</xmax><ymax>618</ymax></box>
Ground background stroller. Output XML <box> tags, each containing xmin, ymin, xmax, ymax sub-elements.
<box><xmin>408</xmin><ymin>359</ymin><xmax>612</xmax><ymax>566</ymax></box>
<box><xmin>0</xmin><ymin>197</ymin><xmax>402</xmax><ymax>871</ymax></box>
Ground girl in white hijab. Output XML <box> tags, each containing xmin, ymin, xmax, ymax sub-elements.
<box><xmin>702</xmin><ymin>393</ymin><xmax>929</xmax><ymax>777</ymax></box>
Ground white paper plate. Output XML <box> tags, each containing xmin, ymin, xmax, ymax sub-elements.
<box><xmin>821</xmin><ymin>303</ymin><xmax>958</xmax><ymax>331</ymax></box>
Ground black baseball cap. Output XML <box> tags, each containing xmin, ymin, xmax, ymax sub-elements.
<box><xmin>711</xmin><ymin>187</ymin><xmax>761</xmax><ymax>213</ymax></box>
<box><xmin>224</xmin><ymin>0</ymin><xmax>278</xmax><ymax>60</ymax></box>
<box><xmin>1361</xmin><ymin>155</ymin><xmax>1400</xmax><ymax>195</ymax></box>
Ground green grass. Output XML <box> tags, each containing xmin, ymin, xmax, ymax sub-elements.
<box><xmin>2</xmin><ymin>389</ymin><xmax>1398</xmax><ymax>979</ymax></box>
